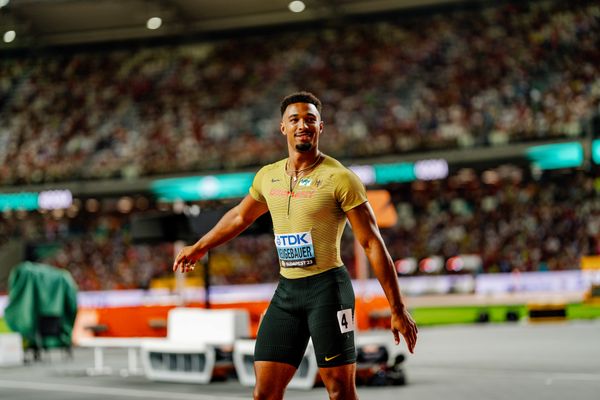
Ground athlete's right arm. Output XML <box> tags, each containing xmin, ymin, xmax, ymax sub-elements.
<box><xmin>173</xmin><ymin>195</ymin><xmax>269</xmax><ymax>273</ymax></box>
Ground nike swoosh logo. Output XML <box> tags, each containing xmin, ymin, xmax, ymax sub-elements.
<box><xmin>324</xmin><ymin>354</ymin><xmax>342</xmax><ymax>362</ymax></box>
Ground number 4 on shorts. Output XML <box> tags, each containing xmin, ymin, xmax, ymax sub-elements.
<box><xmin>337</xmin><ymin>308</ymin><xmax>354</xmax><ymax>333</ymax></box>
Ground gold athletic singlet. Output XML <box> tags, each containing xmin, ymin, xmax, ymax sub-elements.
<box><xmin>249</xmin><ymin>154</ymin><xmax>367</xmax><ymax>279</ymax></box>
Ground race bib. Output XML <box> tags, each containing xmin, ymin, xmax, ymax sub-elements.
<box><xmin>275</xmin><ymin>231</ymin><xmax>316</xmax><ymax>268</ymax></box>
<box><xmin>337</xmin><ymin>309</ymin><xmax>355</xmax><ymax>333</ymax></box>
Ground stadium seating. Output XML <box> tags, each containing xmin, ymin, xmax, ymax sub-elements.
<box><xmin>0</xmin><ymin>1</ymin><xmax>597</xmax><ymax>186</ymax></box>
<box><xmin>1</xmin><ymin>1</ymin><xmax>599</xmax><ymax>291</ymax></box>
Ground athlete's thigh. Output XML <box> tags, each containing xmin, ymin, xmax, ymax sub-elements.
<box><xmin>254</xmin><ymin>288</ymin><xmax>310</xmax><ymax>368</ymax></box>
<box><xmin>307</xmin><ymin>268</ymin><xmax>356</xmax><ymax>367</ymax></box>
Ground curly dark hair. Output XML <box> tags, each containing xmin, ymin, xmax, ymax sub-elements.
<box><xmin>280</xmin><ymin>91</ymin><xmax>322</xmax><ymax>116</ymax></box>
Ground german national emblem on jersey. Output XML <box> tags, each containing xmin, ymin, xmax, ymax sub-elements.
<box><xmin>298</xmin><ymin>178</ymin><xmax>312</xmax><ymax>187</ymax></box>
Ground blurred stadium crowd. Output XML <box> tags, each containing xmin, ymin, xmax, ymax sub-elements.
<box><xmin>1</xmin><ymin>0</ymin><xmax>600</xmax><ymax>291</ymax></box>
<box><xmin>1</xmin><ymin>168</ymin><xmax>598</xmax><ymax>291</ymax></box>
<box><xmin>0</xmin><ymin>0</ymin><xmax>599</xmax><ymax>185</ymax></box>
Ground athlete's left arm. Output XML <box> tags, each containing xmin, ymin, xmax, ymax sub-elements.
<box><xmin>345</xmin><ymin>202</ymin><xmax>418</xmax><ymax>353</ymax></box>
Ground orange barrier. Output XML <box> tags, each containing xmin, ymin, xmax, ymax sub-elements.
<box><xmin>74</xmin><ymin>297</ymin><xmax>395</xmax><ymax>339</ymax></box>
<box><xmin>94</xmin><ymin>305</ymin><xmax>174</xmax><ymax>337</ymax></box>
<box><xmin>356</xmin><ymin>296</ymin><xmax>393</xmax><ymax>330</ymax></box>
<box><xmin>82</xmin><ymin>302</ymin><xmax>270</xmax><ymax>338</ymax></box>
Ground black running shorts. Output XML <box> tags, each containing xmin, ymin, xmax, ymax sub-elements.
<box><xmin>254</xmin><ymin>266</ymin><xmax>356</xmax><ymax>368</ymax></box>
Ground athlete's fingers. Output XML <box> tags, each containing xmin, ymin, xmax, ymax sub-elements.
<box><xmin>173</xmin><ymin>250</ymin><xmax>185</xmax><ymax>272</ymax></box>
<box><xmin>173</xmin><ymin>254</ymin><xmax>185</xmax><ymax>272</ymax></box>
<box><xmin>405</xmin><ymin>333</ymin><xmax>415</xmax><ymax>353</ymax></box>
<box><xmin>177</xmin><ymin>258</ymin><xmax>196</xmax><ymax>274</ymax></box>
<box><xmin>392</xmin><ymin>327</ymin><xmax>400</xmax><ymax>345</ymax></box>
<box><xmin>175</xmin><ymin>257</ymin><xmax>189</xmax><ymax>273</ymax></box>
<box><xmin>404</xmin><ymin>325</ymin><xmax>417</xmax><ymax>353</ymax></box>
<box><xmin>185</xmin><ymin>261</ymin><xmax>195</xmax><ymax>272</ymax></box>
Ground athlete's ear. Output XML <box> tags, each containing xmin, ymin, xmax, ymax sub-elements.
<box><xmin>280</xmin><ymin>120</ymin><xmax>286</xmax><ymax>136</ymax></box>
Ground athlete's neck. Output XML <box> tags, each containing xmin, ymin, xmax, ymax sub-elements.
<box><xmin>287</xmin><ymin>149</ymin><xmax>321</xmax><ymax>172</ymax></box>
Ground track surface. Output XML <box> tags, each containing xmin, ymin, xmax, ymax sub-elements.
<box><xmin>1</xmin><ymin>321</ymin><xmax>599</xmax><ymax>400</ymax></box>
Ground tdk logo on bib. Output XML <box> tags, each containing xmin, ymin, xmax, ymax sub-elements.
<box><xmin>275</xmin><ymin>231</ymin><xmax>316</xmax><ymax>268</ymax></box>
<box><xmin>277</xmin><ymin>233</ymin><xmax>309</xmax><ymax>246</ymax></box>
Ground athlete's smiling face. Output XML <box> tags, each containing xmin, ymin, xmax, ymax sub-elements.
<box><xmin>280</xmin><ymin>102</ymin><xmax>323</xmax><ymax>154</ymax></box>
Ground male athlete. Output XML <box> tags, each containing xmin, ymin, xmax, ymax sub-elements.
<box><xmin>173</xmin><ymin>92</ymin><xmax>418</xmax><ymax>399</ymax></box>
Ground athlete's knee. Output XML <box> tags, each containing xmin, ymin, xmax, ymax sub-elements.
<box><xmin>253</xmin><ymin>382</ymin><xmax>285</xmax><ymax>400</ymax></box>
<box><xmin>326</xmin><ymin>383</ymin><xmax>358</xmax><ymax>400</ymax></box>
<box><xmin>321</xmin><ymin>364</ymin><xmax>359</xmax><ymax>400</ymax></box>
<box><xmin>253</xmin><ymin>362</ymin><xmax>293</xmax><ymax>400</ymax></box>
<box><xmin>323</xmin><ymin>374</ymin><xmax>358</xmax><ymax>400</ymax></box>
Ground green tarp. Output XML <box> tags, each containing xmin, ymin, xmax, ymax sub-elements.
<box><xmin>4</xmin><ymin>262</ymin><xmax>78</xmax><ymax>349</ymax></box>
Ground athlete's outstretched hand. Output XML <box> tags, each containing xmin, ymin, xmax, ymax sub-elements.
<box><xmin>173</xmin><ymin>245</ymin><xmax>205</xmax><ymax>273</ymax></box>
<box><xmin>391</xmin><ymin>308</ymin><xmax>418</xmax><ymax>353</ymax></box>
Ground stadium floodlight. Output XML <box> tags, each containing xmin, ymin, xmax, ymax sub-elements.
<box><xmin>414</xmin><ymin>159</ymin><xmax>449</xmax><ymax>181</ymax></box>
<box><xmin>38</xmin><ymin>190</ymin><xmax>73</xmax><ymax>210</ymax></box>
<box><xmin>395</xmin><ymin>258</ymin><xmax>417</xmax><ymax>275</ymax></box>
<box><xmin>151</xmin><ymin>173</ymin><xmax>255</xmax><ymax>201</ymax></box>
<box><xmin>349</xmin><ymin>165</ymin><xmax>375</xmax><ymax>185</ymax></box>
<box><xmin>146</xmin><ymin>17</ymin><xmax>162</xmax><ymax>30</ymax></box>
<box><xmin>288</xmin><ymin>1</ymin><xmax>306</xmax><ymax>13</ymax></box>
<box><xmin>592</xmin><ymin>140</ymin><xmax>600</xmax><ymax>164</ymax></box>
<box><xmin>446</xmin><ymin>255</ymin><xmax>483</xmax><ymax>273</ymax></box>
<box><xmin>418</xmin><ymin>256</ymin><xmax>444</xmax><ymax>274</ymax></box>
<box><xmin>3</xmin><ymin>30</ymin><xmax>16</xmax><ymax>43</ymax></box>
<box><xmin>374</xmin><ymin>162</ymin><xmax>415</xmax><ymax>184</ymax></box>
<box><xmin>526</xmin><ymin>142</ymin><xmax>583</xmax><ymax>170</ymax></box>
